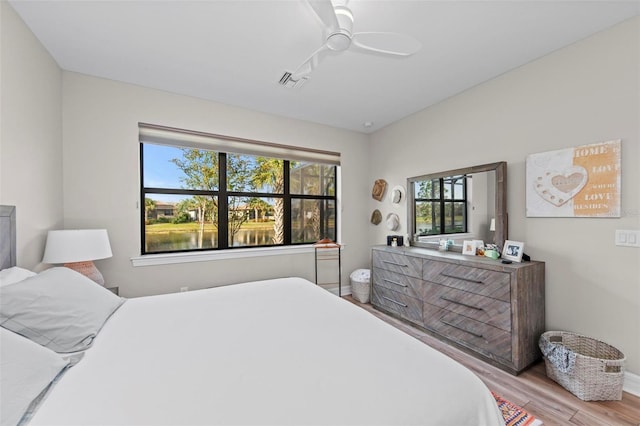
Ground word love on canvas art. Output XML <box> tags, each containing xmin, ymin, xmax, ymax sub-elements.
<box><xmin>526</xmin><ymin>140</ymin><xmax>621</xmax><ymax>217</ymax></box>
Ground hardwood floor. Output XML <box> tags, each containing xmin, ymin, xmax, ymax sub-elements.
<box><xmin>344</xmin><ymin>296</ymin><xmax>640</xmax><ymax>426</ymax></box>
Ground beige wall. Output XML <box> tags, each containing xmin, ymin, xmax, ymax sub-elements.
<box><xmin>369</xmin><ymin>17</ymin><xmax>640</xmax><ymax>374</ymax></box>
<box><xmin>0</xmin><ymin>2</ymin><xmax>63</xmax><ymax>269</ymax></box>
<box><xmin>61</xmin><ymin>73</ymin><xmax>371</xmax><ymax>297</ymax></box>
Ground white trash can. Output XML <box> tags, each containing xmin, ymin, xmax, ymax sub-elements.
<box><xmin>350</xmin><ymin>269</ymin><xmax>371</xmax><ymax>303</ymax></box>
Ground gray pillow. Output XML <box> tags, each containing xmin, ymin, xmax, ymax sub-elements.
<box><xmin>0</xmin><ymin>328</ymin><xmax>70</xmax><ymax>426</ymax></box>
<box><xmin>0</xmin><ymin>267</ymin><xmax>125</xmax><ymax>353</ymax></box>
<box><xmin>0</xmin><ymin>266</ymin><xmax>36</xmax><ymax>287</ymax></box>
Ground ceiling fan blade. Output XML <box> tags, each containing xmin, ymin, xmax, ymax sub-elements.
<box><xmin>351</xmin><ymin>32</ymin><xmax>422</xmax><ymax>56</ymax></box>
<box><xmin>291</xmin><ymin>43</ymin><xmax>331</xmax><ymax>79</ymax></box>
<box><xmin>307</xmin><ymin>0</ymin><xmax>339</xmax><ymax>33</ymax></box>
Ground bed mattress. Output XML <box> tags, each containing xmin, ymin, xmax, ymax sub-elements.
<box><xmin>29</xmin><ymin>277</ymin><xmax>503</xmax><ymax>425</ymax></box>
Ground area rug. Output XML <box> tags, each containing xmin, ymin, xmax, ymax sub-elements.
<box><xmin>492</xmin><ymin>391</ymin><xmax>543</xmax><ymax>426</ymax></box>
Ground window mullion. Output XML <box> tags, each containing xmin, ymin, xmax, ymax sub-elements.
<box><xmin>218</xmin><ymin>153</ymin><xmax>229</xmax><ymax>249</ymax></box>
<box><xmin>439</xmin><ymin>178</ymin><xmax>445</xmax><ymax>235</ymax></box>
<box><xmin>283</xmin><ymin>160</ymin><xmax>291</xmax><ymax>245</ymax></box>
<box><xmin>140</xmin><ymin>143</ymin><xmax>147</xmax><ymax>253</ymax></box>
<box><xmin>462</xmin><ymin>177</ymin><xmax>468</xmax><ymax>233</ymax></box>
<box><xmin>319</xmin><ymin>167</ymin><xmax>326</xmax><ymax>239</ymax></box>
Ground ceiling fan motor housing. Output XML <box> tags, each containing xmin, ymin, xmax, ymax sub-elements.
<box><xmin>327</xmin><ymin>6</ymin><xmax>354</xmax><ymax>51</ymax></box>
<box><xmin>327</xmin><ymin>32</ymin><xmax>351</xmax><ymax>51</ymax></box>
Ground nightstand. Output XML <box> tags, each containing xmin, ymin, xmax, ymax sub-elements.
<box><xmin>106</xmin><ymin>286</ymin><xmax>119</xmax><ymax>296</ymax></box>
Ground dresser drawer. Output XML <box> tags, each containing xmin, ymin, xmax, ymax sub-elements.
<box><xmin>422</xmin><ymin>282</ymin><xmax>511</xmax><ymax>332</ymax></box>
<box><xmin>423</xmin><ymin>306</ymin><xmax>512</xmax><ymax>361</ymax></box>
<box><xmin>372</xmin><ymin>250</ymin><xmax>422</xmax><ymax>279</ymax></box>
<box><xmin>371</xmin><ymin>285</ymin><xmax>423</xmax><ymax>325</ymax></box>
<box><xmin>422</xmin><ymin>260</ymin><xmax>510</xmax><ymax>302</ymax></box>
<box><xmin>372</xmin><ymin>268</ymin><xmax>422</xmax><ymax>298</ymax></box>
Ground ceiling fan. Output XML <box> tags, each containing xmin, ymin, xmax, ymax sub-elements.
<box><xmin>283</xmin><ymin>0</ymin><xmax>422</xmax><ymax>85</ymax></box>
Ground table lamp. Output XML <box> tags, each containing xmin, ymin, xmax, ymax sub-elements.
<box><xmin>42</xmin><ymin>229</ymin><xmax>112</xmax><ymax>285</ymax></box>
<box><xmin>489</xmin><ymin>218</ymin><xmax>496</xmax><ymax>244</ymax></box>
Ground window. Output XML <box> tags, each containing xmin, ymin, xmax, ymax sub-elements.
<box><xmin>140</xmin><ymin>124</ymin><xmax>339</xmax><ymax>255</ymax></box>
<box><xmin>413</xmin><ymin>175</ymin><xmax>468</xmax><ymax>236</ymax></box>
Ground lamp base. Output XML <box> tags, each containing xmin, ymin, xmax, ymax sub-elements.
<box><xmin>64</xmin><ymin>261</ymin><xmax>105</xmax><ymax>286</ymax></box>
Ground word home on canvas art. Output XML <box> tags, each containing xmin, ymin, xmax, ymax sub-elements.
<box><xmin>526</xmin><ymin>140</ymin><xmax>621</xmax><ymax>218</ymax></box>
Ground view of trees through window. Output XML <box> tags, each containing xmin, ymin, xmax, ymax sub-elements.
<box><xmin>414</xmin><ymin>175</ymin><xmax>467</xmax><ymax>236</ymax></box>
<box><xmin>141</xmin><ymin>143</ymin><xmax>336</xmax><ymax>254</ymax></box>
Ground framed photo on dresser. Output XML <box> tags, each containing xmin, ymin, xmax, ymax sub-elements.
<box><xmin>502</xmin><ymin>240</ymin><xmax>524</xmax><ymax>262</ymax></box>
<box><xmin>462</xmin><ymin>240</ymin><xmax>476</xmax><ymax>256</ymax></box>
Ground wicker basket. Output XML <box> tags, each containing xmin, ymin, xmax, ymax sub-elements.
<box><xmin>539</xmin><ymin>331</ymin><xmax>625</xmax><ymax>401</ymax></box>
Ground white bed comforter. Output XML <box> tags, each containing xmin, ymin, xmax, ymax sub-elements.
<box><xmin>30</xmin><ymin>277</ymin><xmax>503</xmax><ymax>426</ymax></box>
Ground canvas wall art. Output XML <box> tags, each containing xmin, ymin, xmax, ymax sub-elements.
<box><xmin>526</xmin><ymin>140</ymin><xmax>621</xmax><ymax>217</ymax></box>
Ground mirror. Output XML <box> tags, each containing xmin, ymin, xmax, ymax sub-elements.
<box><xmin>407</xmin><ymin>162</ymin><xmax>507</xmax><ymax>251</ymax></box>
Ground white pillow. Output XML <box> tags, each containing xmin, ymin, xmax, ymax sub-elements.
<box><xmin>0</xmin><ymin>267</ymin><xmax>125</xmax><ymax>353</ymax></box>
<box><xmin>0</xmin><ymin>267</ymin><xmax>36</xmax><ymax>287</ymax></box>
<box><xmin>0</xmin><ymin>328</ymin><xmax>70</xmax><ymax>426</ymax></box>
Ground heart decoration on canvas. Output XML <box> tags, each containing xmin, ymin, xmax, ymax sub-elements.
<box><xmin>533</xmin><ymin>166</ymin><xmax>588</xmax><ymax>206</ymax></box>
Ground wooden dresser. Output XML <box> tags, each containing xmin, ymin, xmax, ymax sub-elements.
<box><xmin>371</xmin><ymin>245</ymin><xmax>545</xmax><ymax>374</ymax></box>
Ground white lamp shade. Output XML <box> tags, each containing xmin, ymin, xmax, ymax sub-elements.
<box><xmin>489</xmin><ymin>218</ymin><xmax>496</xmax><ymax>232</ymax></box>
<box><xmin>42</xmin><ymin>229</ymin><xmax>112</xmax><ymax>264</ymax></box>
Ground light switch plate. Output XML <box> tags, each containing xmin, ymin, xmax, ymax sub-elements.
<box><xmin>615</xmin><ymin>230</ymin><xmax>640</xmax><ymax>247</ymax></box>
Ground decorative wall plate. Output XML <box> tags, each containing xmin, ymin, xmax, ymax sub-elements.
<box><xmin>370</xmin><ymin>209</ymin><xmax>382</xmax><ymax>225</ymax></box>
<box><xmin>386</xmin><ymin>213</ymin><xmax>400</xmax><ymax>231</ymax></box>
<box><xmin>372</xmin><ymin>179</ymin><xmax>387</xmax><ymax>201</ymax></box>
<box><xmin>389</xmin><ymin>185</ymin><xmax>405</xmax><ymax>204</ymax></box>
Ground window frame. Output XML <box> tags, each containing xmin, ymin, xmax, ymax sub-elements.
<box><xmin>412</xmin><ymin>175</ymin><xmax>468</xmax><ymax>237</ymax></box>
<box><xmin>140</xmin><ymin>142</ymin><xmax>338</xmax><ymax>255</ymax></box>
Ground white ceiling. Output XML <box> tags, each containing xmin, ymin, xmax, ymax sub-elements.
<box><xmin>9</xmin><ymin>0</ymin><xmax>640</xmax><ymax>133</ymax></box>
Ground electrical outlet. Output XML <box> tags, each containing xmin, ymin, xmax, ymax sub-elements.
<box><xmin>615</xmin><ymin>230</ymin><xmax>640</xmax><ymax>247</ymax></box>
<box><xmin>180</xmin><ymin>286</ymin><xmax>189</xmax><ymax>292</ymax></box>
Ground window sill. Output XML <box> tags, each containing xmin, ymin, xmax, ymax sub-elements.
<box><xmin>130</xmin><ymin>244</ymin><xmax>343</xmax><ymax>267</ymax></box>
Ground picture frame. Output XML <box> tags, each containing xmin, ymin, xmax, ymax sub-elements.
<box><xmin>525</xmin><ymin>140</ymin><xmax>621</xmax><ymax>217</ymax></box>
<box><xmin>502</xmin><ymin>240</ymin><xmax>525</xmax><ymax>262</ymax></box>
<box><xmin>472</xmin><ymin>239</ymin><xmax>484</xmax><ymax>253</ymax></box>
<box><xmin>462</xmin><ymin>240</ymin><xmax>476</xmax><ymax>256</ymax></box>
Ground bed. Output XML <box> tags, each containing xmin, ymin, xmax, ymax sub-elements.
<box><xmin>0</xmin><ymin>206</ymin><xmax>504</xmax><ymax>426</ymax></box>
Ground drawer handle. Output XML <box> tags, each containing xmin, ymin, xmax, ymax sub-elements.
<box><xmin>440</xmin><ymin>273</ymin><xmax>484</xmax><ymax>284</ymax></box>
<box><xmin>440</xmin><ymin>319</ymin><xmax>484</xmax><ymax>339</ymax></box>
<box><xmin>382</xmin><ymin>296</ymin><xmax>408</xmax><ymax>308</ymax></box>
<box><xmin>440</xmin><ymin>296</ymin><xmax>483</xmax><ymax>311</ymax></box>
<box><xmin>384</xmin><ymin>278</ymin><xmax>407</xmax><ymax>288</ymax></box>
<box><xmin>382</xmin><ymin>260</ymin><xmax>408</xmax><ymax>268</ymax></box>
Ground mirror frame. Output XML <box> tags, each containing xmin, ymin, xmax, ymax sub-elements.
<box><xmin>407</xmin><ymin>161</ymin><xmax>507</xmax><ymax>250</ymax></box>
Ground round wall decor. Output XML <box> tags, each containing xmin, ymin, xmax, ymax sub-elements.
<box><xmin>370</xmin><ymin>209</ymin><xmax>382</xmax><ymax>225</ymax></box>
<box><xmin>386</xmin><ymin>213</ymin><xmax>400</xmax><ymax>231</ymax></box>
<box><xmin>372</xmin><ymin>179</ymin><xmax>387</xmax><ymax>201</ymax></box>
<box><xmin>389</xmin><ymin>185</ymin><xmax>405</xmax><ymax>204</ymax></box>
